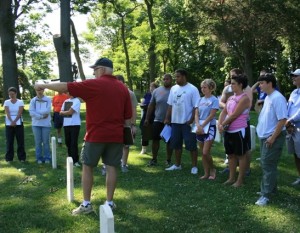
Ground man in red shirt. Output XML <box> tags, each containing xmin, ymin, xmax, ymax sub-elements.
<box><xmin>35</xmin><ymin>58</ymin><xmax>132</xmax><ymax>215</ymax></box>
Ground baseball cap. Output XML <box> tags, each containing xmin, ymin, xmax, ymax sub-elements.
<box><xmin>290</xmin><ymin>69</ymin><xmax>300</xmax><ymax>76</ymax></box>
<box><xmin>89</xmin><ymin>57</ymin><xmax>113</xmax><ymax>69</ymax></box>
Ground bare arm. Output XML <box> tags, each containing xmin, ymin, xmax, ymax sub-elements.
<box><xmin>221</xmin><ymin>96</ymin><xmax>250</xmax><ymax>126</ymax></box>
<box><xmin>164</xmin><ymin>105</ymin><xmax>172</xmax><ymax>125</ymax></box>
<box><xmin>35</xmin><ymin>82</ymin><xmax>68</xmax><ymax>93</ymax></box>
<box><xmin>251</xmin><ymin>82</ymin><xmax>259</xmax><ymax>93</ymax></box>
<box><xmin>144</xmin><ymin>102</ymin><xmax>155</xmax><ymax>126</ymax></box>
<box><xmin>219</xmin><ymin>87</ymin><xmax>227</xmax><ymax>109</ymax></box>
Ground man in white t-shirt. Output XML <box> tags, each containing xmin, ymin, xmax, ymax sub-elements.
<box><xmin>164</xmin><ymin>69</ymin><xmax>200</xmax><ymax>174</ymax></box>
<box><xmin>255</xmin><ymin>73</ymin><xmax>287</xmax><ymax>206</ymax></box>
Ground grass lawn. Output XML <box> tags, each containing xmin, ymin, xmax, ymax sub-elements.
<box><xmin>0</xmin><ymin>107</ymin><xmax>299</xmax><ymax>233</ymax></box>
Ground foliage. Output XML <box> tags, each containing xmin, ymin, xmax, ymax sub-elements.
<box><xmin>0</xmin><ymin>109</ymin><xmax>299</xmax><ymax>232</ymax></box>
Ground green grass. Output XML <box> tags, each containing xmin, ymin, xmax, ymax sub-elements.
<box><xmin>0</xmin><ymin>107</ymin><xmax>299</xmax><ymax>233</ymax></box>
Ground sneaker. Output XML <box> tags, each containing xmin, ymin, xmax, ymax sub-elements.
<box><xmin>72</xmin><ymin>204</ymin><xmax>93</xmax><ymax>215</ymax></box>
<box><xmin>74</xmin><ymin>162</ymin><xmax>81</xmax><ymax>167</ymax></box>
<box><xmin>191</xmin><ymin>167</ymin><xmax>198</xmax><ymax>174</ymax></box>
<box><xmin>256</xmin><ymin>157</ymin><xmax>261</xmax><ymax>161</ymax></box>
<box><xmin>291</xmin><ymin>177</ymin><xmax>300</xmax><ymax>186</ymax></box>
<box><xmin>139</xmin><ymin>149</ymin><xmax>147</xmax><ymax>155</ymax></box>
<box><xmin>121</xmin><ymin>165</ymin><xmax>129</xmax><ymax>173</ymax></box>
<box><xmin>37</xmin><ymin>160</ymin><xmax>43</xmax><ymax>164</ymax></box>
<box><xmin>101</xmin><ymin>166</ymin><xmax>106</xmax><ymax>176</ymax></box>
<box><xmin>219</xmin><ymin>167</ymin><xmax>229</xmax><ymax>174</ymax></box>
<box><xmin>105</xmin><ymin>201</ymin><xmax>116</xmax><ymax>210</ymax></box>
<box><xmin>147</xmin><ymin>159</ymin><xmax>157</xmax><ymax>166</ymax></box>
<box><xmin>255</xmin><ymin>196</ymin><xmax>269</xmax><ymax>206</ymax></box>
<box><xmin>165</xmin><ymin>164</ymin><xmax>182</xmax><ymax>171</ymax></box>
<box><xmin>20</xmin><ymin>160</ymin><xmax>25</xmax><ymax>163</ymax></box>
<box><xmin>45</xmin><ymin>160</ymin><xmax>51</xmax><ymax>164</ymax></box>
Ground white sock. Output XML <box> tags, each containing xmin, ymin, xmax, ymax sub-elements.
<box><xmin>105</xmin><ymin>200</ymin><xmax>113</xmax><ymax>205</ymax></box>
<box><xmin>57</xmin><ymin>137</ymin><xmax>62</xmax><ymax>143</ymax></box>
<box><xmin>82</xmin><ymin>200</ymin><xmax>91</xmax><ymax>206</ymax></box>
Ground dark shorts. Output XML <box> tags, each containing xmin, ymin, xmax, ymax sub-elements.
<box><xmin>153</xmin><ymin>121</ymin><xmax>165</xmax><ymax>140</ymax></box>
<box><xmin>170</xmin><ymin>123</ymin><xmax>197</xmax><ymax>151</ymax></box>
<box><xmin>53</xmin><ymin>112</ymin><xmax>64</xmax><ymax>129</ymax></box>
<box><xmin>80</xmin><ymin>142</ymin><xmax>123</xmax><ymax>167</ymax></box>
<box><xmin>224</xmin><ymin>129</ymin><xmax>250</xmax><ymax>156</ymax></box>
<box><xmin>196</xmin><ymin>125</ymin><xmax>216</xmax><ymax>143</ymax></box>
<box><xmin>245</xmin><ymin>120</ymin><xmax>251</xmax><ymax>149</ymax></box>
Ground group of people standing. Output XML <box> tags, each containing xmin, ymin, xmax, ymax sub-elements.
<box><xmin>4</xmin><ymin>55</ymin><xmax>299</xmax><ymax>216</ymax></box>
<box><xmin>141</xmin><ymin>67</ymin><xmax>300</xmax><ymax>207</ymax></box>
<box><xmin>4</xmin><ymin>88</ymin><xmax>81</xmax><ymax>166</ymax></box>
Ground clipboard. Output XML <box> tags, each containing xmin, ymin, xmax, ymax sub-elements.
<box><xmin>191</xmin><ymin>120</ymin><xmax>210</xmax><ymax>134</ymax></box>
<box><xmin>160</xmin><ymin>125</ymin><xmax>172</xmax><ymax>142</ymax></box>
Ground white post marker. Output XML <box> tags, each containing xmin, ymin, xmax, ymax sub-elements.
<box><xmin>66</xmin><ymin>157</ymin><xmax>74</xmax><ymax>202</ymax></box>
<box><xmin>100</xmin><ymin>204</ymin><xmax>115</xmax><ymax>233</ymax></box>
<box><xmin>215</xmin><ymin>120</ymin><xmax>221</xmax><ymax>143</ymax></box>
<box><xmin>51</xmin><ymin>136</ymin><xmax>57</xmax><ymax>169</ymax></box>
<box><xmin>250</xmin><ymin>125</ymin><xmax>256</xmax><ymax>151</ymax></box>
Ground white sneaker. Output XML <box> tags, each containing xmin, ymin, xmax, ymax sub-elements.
<box><xmin>165</xmin><ymin>164</ymin><xmax>182</xmax><ymax>171</ymax></box>
<box><xmin>291</xmin><ymin>177</ymin><xmax>300</xmax><ymax>186</ymax></box>
<box><xmin>74</xmin><ymin>162</ymin><xmax>81</xmax><ymax>167</ymax></box>
<box><xmin>255</xmin><ymin>196</ymin><xmax>269</xmax><ymax>206</ymax></box>
<box><xmin>191</xmin><ymin>167</ymin><xmax>198</xmax><ymax>174</ymax></box>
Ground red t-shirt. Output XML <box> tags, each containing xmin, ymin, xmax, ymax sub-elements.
<box><xmin>67</xmin><ymin>75</ymin><xmax>132</xmax><ymax>143</ymax></box>
<box><xmin>52</xmin><ymin>93</ymin><xmax>69</xmax><ymax>112</ymax></box>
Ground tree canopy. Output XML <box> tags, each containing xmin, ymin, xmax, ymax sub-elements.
<box><xmin>1</xmin><ymin>0</ymin><xmax>300</xmax><ymax>99</ymax></box>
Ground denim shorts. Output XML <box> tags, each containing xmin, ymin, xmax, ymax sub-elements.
<box><xmin>170</xmin><ymin>123</ymin><xmax>197</xmax><ymax>151</ymax></box>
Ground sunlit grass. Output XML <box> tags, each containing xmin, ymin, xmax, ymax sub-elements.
<box><xmin>0</xmin><ymin>109</ymin><xmax>299</xmax><ymax>232</ymax></box>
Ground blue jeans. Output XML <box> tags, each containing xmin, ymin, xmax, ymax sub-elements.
<box><xmin>32</xmin><ymin>126</ymin><xmax>51</xmax><ymax>162</ymax></box>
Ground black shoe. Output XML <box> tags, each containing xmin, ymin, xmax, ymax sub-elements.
<box><xmin>147</xmin><ymin>159</ymin><xmax>157</xmax><ymax>166</ymax></box>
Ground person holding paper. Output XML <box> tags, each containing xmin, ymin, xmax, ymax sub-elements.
<box><xmin>218</xmin><ymin>74</ymin><xmax>250</xmax><ymax>187</ymax></box>
<box><xmin>144</xmin><ymin>74</ymin><xmax>173</xmax><ymax>167</ymax></box>
<box><xmin>4</xmin><ymin>87</ymin><xmax>26</xmax><ymax>162</ymax></box>
<box><xmin>60</xmin><ymin>94</ymin><xmax>81</xmax><ymax>167</ymax></box>
<box><xmin>164</xmin><ymin>69</ymin><xmax>200</xmax><ymax>174</ymax></box>
<box><xmin>194</xmin><ymin>79</ymin><xmax>219</xmax><ymax>180</ymax></box>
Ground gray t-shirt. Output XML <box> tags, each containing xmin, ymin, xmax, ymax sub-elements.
<box><xmin>150</xmin><ymin>86</ymin><xmax>171</xmax><ymax>122</ymax></box>
<box><xmin>197</xmin><ymin>95</ymin><xmax>219</xmax><ymax>125</ymax></box>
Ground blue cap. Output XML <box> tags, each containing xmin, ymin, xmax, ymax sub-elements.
<box><xmin>90</xmin><ymin>58</ymin><xmax>113</xmax><ymax>69</ymax></box>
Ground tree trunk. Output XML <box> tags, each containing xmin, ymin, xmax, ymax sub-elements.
<box><xmin>54</xmin><ymin>0</ymin><xmax>72</xmax><ymax>83</ymax></box>
<box><xmin>70</xmin><ymin>19</ymin><xmax>86</xmax><ymax>81</ymax></box>
<box><xmin>0</xmin><ymin>0</ymin><xmax>20</xmax><ymax>100</ymax></box>
<box><xmin>120</xmin><ymin>16</ymin><xmax>132</xmax><ymax>90</ymax></box>
<box><xmin>243</xmin><ymin>37</ymin><xmax>255</xmax><ymax>85</ymax></box>
<box><xmin>145</xmin><ymin>0</ymin><xmax>157</xmax><ymax>82</ymax></box>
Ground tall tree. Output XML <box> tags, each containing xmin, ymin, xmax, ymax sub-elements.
<box><xmin>144</xmin><ymin>0</ymin><xmax>157</xmax><ymax>82</ymax></box>
<box><xmin>53</xmin><ymin>0</ymin><xmax>73</xmax><ymax>82</ymax></box>
<box><xmin>0</xmin><ymin>0</ymin><xmax>20</xmax><ymax>99</ymax></box>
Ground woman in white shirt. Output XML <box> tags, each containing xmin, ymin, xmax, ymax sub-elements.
<box><xmin>60</xmin><ymin>95</ymin><xmax>81</xmax><ymax>167</ymax></box>
<box><xmin>4</xmin><ymin>87</ymin><xmax>26</xmax><ymax>162</ymax></box>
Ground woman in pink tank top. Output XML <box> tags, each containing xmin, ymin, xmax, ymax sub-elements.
<box><xmin>218</xmin><ymin>74</ymin><xmax>250</xmax><ymax>187</ymax></box>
